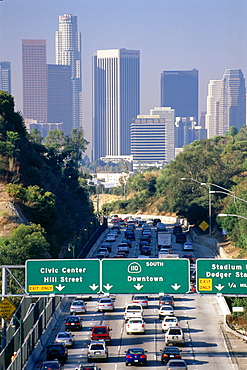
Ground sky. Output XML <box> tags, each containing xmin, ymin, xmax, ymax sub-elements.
<box><xmin>1</xmin><ymin>0</ymin><xmax>247</xmax><ymax>152</ymax></box>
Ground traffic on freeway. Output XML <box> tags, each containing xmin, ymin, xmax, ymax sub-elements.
<box><xmin>34</xmin><ymin>216</ymin><xmax>235</xmax><ymax>370</ymax></box>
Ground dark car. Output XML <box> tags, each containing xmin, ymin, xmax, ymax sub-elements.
<box><xmin>90</xmin><ymin>325</ymin><xmax>112</xmax><ymax>343</ymax></box>
<box><xmin>159</xmin><ymin>295</ymin><xmax>174</xmax><ymax>307</ymax></box>
<box><xmin>65</xmin><ymin>315</ymin><xmax>82</xmax><ymax>331</ymax></box>
<box><xmin>173</xmin><ymin>225</ymin><xmax>182</xmax><ymax>234</ymax></box>
<box><xmin>182</xmin><ymin>254</ymin><xmax>195</xmax><ymax>263</ymax></box>
<box><xmin>160</xmin><ymin>346</ymin><xmax>182</xmax><ymax>364</ymax></box>
<box><xmin>125</xmin><ymin>231</ymin><xmax>135</xmax><ymax>240</ymax></box>
<box><xmin>121</xmin><ymin>239</ymin><xmax>132</xmax><ymax>247</ymax></box>
<box><xmin>125</xmin><ymin>348</ymin><xmax>147</xmax><ymax>366</ymax></box>
<box><xmin>140</xmin><ymin>246</ymin><xmax>151</xmax><ymax>255</ymax></box>
<box><xmin>46</xmin><ymin>343</ymin><xmax>68</xmax><ymax>364</ymax></box>
<box><xmin>39</xmin><ymin>361</ymin><xmax>63</xmax><ymax>370</ymax></box>
<box><xmin>176</xmin><ymin>233</ymin><xmax>186</xmax><ymax>243</ymax></box>
<box><xmin>114</xmin><ymin>252</ymin><xmax>127</xmax><ymax>258</ymax></box>
<box><xmin>100</xmin><ymin>243</ymin><xmax>112</xmax><ymax>252</ymax></box>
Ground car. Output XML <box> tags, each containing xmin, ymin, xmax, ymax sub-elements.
<box><xmin>100</xmin><ymin>243</ymin><xmax>112</xmax><ymax>252</ymax></box>
<box><xmin>98</xmin><ymin>248</ymin><xmax>109</xmax><ymax>257</ymax></box>
<box><xmin>46</xmin><ymin>343</ymin><xmax>68</xmax><ymax>364</ymax></box>
<box><xmin>114</xmin><ymin>252</ymin><xmax>127</xmax><ymax>258</ymax></box>
<box><xmin>39</xmin><ymin>360</ymin><xmax>63</xmax><ymax>369</ymax></box>
<box><xmin>158</xmin><ymin>305</ymin><xmax>174</xmax><ymax>319</ymax></box>
<box><xmin>160</xmin><ymin>346</ymin><xmax>182</xmax><ymax>364</ymax></box>
<box><xmin>183</xmin><ymin>242</ymin><xmax>194</xmax><ymax>251</ymax></box>
<box><xmin>70</xmin><ymin>300</ymin><xmax>87</xmax><ymax>314</ymax></box>
<box><xmin>125</xmin><ymin>231</ymin><xmax>135</xmax><ymax>240</ymax></box>
<box><xmin>162</xmin><ymin>316</ymin><xmax>179</xmax><ymax>332</ymax></box>
<box><xmin>140</xmin><ymin>235</ymin><xmax>151</xmax><ymax>244</ymax></box>
<box><xmin>105</xmin><ymin>234</ymin><xmax>116</xmax><ymax>242</ymax></box>
<box><xmin>165</xmin><ymin>359</ymin><xmax>187</xmax><ymax>369</ymax></box>
<box><xmin>125</xmin><ymin>348</ymin><xmax>147</xmax><ymax>366</ymax></box>
<box><xmin>132</xmin><ymin>295</ymin><xmax>148</xmax><ymax>307</ymax></box>
<box><xmin>165</xmin><ymin>327</ymin><xmax>185</xmax><ymax>346</ymax></box>
<box><xmin>182</xmin><ymin>254</ymin><xmax>195</xmax><ymax>263</ymax></box>
<box><xmin>146</xmin><ymin>218</ymin><xmax>154</xmax><ymax>225</ymax></box>
<box><xmin>96</xmin><ymin>251</ymin><xmax>107</xmax><ymax>259</ymax></box>
<box><xmin>140</xmin><ymin>246</ymin><xmax>151</xmax><ymax>255</ymax></box>
<box><xmin>64</xmin><ymin>316</ymin><xmax>82</xmax><ymax>331</ymax></box>
<box><xmin>97</xmin><ymin>297</ymin><xmax>114</xmax><ymax>311</ymax></box>
<box><xmin>117</xmin><ymin>244</ymin><xmax>130</xmax><ymax>254</ymax></box>
<box><xmin>176</xmin><ymin>233</ymin><xmax>186</xmax><ymax>243</ymax></box>
<box><xmin>159</xmin><ymin>295</ymin><xmax>174</xmax><ymax>307</ymax></box>
<box><xmin>160</xmin><ymin>247</ymin><xmax>173</xmax><ymax>254</ymax></box>
<box><xmin>90</xmin><ymin>325</ymin><xmax>112</xmax><ymax>343</ymax></box>
<box><xmin>126</xmin><ymin>318</ymin><xmax>146</xmax><ymax>334</ymax></box>
<box><xmin>54</xmin><ymin>331</ymin><xmax>75</xmax><ymax>347</ymax></box>
<box><xmin>87</xmin><ymin>340</ymin><xmax>108</xmax><ymax>362</ymax></box>
<box><xmin>121</xmin><ymin>239</ymin><xmax>132</xmax><ymax>247</ymax></box>
<box><xmin>159</xmin><ymin>294</ymin><xmax>174</xmax><ymax>307</ymax></box>
<box><xmin>139</xmin><ymin>240</ymin><xmax>149</xmax><ymax>248</ymax></box>
<box><xmin>173</xmin><ymin>225</ymin><xmax>182</xmax><ymax>234</ymax></box>
<box><xmin>75</xmin><ymin>364</ymin><xmax>101</xmax><ymax>370</ymax></box>
<box><xmin>124</xmin><ymin>303</ymin><xmax>144</xmax><ymax>322</ymax></box>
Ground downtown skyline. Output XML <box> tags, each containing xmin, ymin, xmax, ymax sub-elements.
<box><xmin>1</xmin><ymin>0</ymin><xmax>247</xmax><ymax>153</ymax></box>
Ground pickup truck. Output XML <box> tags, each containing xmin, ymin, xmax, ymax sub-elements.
<box><xmin>124</xmin><ymin>304</ymin><xmax>144</xmax><ymax>322</ymax></box>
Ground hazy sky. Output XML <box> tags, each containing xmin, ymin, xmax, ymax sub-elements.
<box><xmin>1</xmin><ymin>0</ymin><xmax>247</xmax><ymax>149</ymax></box>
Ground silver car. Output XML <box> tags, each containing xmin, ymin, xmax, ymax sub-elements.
<box><xmin>97</xmin><ymin>298</ymin><xmax>114</xmax><ymax>311</ymax></box>
<box><xmin>54</xmin><ymin>331</ymin><xmax>75</xmax><ymax>348</ymax></box>
<box><xmin>166</xmin><ymin>359</ymin><xmax>187</xmax><ymax>369</ymax></box>
<box><xmin>70</xmin><ymin>300</ymin><xmax>87</xmax><ymax>314</ymax></box>
<box><xmin>87</xmin><ymin>340</ymin><xmax>108</xmax><ymax>362</ymax></box>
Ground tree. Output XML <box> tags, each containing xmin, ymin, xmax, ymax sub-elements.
<box><xmin>45</xmin><ymin>129</ymin><xmax>65</xmax><ymax>151</ymax></box>
<box><xmin>29</xmin><ymin>128</ymin><xmax>43</xmax><ymax>144</ymax></box>
<box><xmin>0</xmin><ymin>224</ymin><xmax>49</xmax><ymax>265</ymax></box>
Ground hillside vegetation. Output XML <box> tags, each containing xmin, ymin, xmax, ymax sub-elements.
<box><xmin>0</xmin><ymin>91</ymin><xmax>96</xmax><ymax>266</ymax></box>
<box><xmin>105</xmin><ymin>127</ymin><xmax>247</xmax><ymax>255</ymax></box>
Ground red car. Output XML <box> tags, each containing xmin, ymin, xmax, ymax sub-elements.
<box><xmin>90</xmin><ymin>325</ymin><xmax>112</xmax><ymax>343</ymax></box>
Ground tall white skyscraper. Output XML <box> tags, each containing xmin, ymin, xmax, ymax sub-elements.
<box><xmin>206</xmin><ymin>69</ymin><xmax>246</xmax><ymax>138</ymax></box>
<box><xmin>55</xmin><ymin>14</ymin><xmax>82</xmax><ymax>130</ymax></box>
<box><xmin>93</xmin><ymin>49</ymin><xmax>140</xmax><ymax>161</ymax></box>
<box><xmin>206</xmin><ymin>80</ymin><xmax>223</xmax><ymax>138</ymax></box>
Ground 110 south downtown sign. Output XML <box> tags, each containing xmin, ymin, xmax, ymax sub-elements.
<box><xmin>26</xmin><ymin>258</ymin><xmax>190</xmax><ymax>295</ymax></box>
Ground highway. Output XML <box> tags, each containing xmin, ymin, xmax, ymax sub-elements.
<box><xmin>34</xmin><ymin>221</ymin><xmax>236</xmax><ymax>370</ymax></box>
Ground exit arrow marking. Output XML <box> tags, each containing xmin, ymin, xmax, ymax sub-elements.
<box><xmin>134</xmin><ymin>283</ymin><xmax>143</xmax><ymax>290</ymax></box>
<box><xmin>171</xmin><ymin>283</ymin><xmax>181</xmax><ymax>291</ymax></box>
<box><xmin>89</xmin><ymin>284</ymin><xmax>99</xmax><ymax>291</ymax></box>
<box><xmin>103</xmin><ymin>283</ymin><xmax>113</xmax><ymax>291</ymax></box>
<box><xmin>55</xmin><ymin>284</ymin><xmax>65</xmax><ymax>291</ymax></box>
<box><xmin>215</xmin><ymin>284</ymin><xmax>225</xmax><ymax>291</ymax></box>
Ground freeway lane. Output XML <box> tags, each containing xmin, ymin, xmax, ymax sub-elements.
<box><xmin>37</xmin><ymin>292</ymin><xmax>236</xmax><ymax>370</ymax></box>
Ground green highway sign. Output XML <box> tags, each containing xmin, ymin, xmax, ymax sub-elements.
<box><xmin>26</xmin><ymin>259</ymin><xmax>100</xmax><ymax>295</ymax></box>
<box><xmin>101</xmin><ymin>259</ymin><xmax>190</xmax><ymax>294</ymax></box>
<box><xmin>197</xmin><ymin>259</ymin><xmax>247</xmax><ymax>294</ymax></box>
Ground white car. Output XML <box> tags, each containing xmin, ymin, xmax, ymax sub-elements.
<box><xmin>165</xmin><ymin>326</ymin><xmax>185</xmax><ymax>346</ymax></box>
<box><xmin>158</xmin><ymin>305</ymin><xmax>174</xmax><ymax>319</ymax></box>
<box><xmin>126</xmin><ymin>317</ymin><xmax>146</xmax><ymax>334</ymax></box>
<box><xmin>97</xmin><ymin>297</ymin><xmax>114</xmax><ymax>311</ymax></box>
<box><xmin>124</xmin><ymin>303</ymin><xmax>144</xmax><ymax>322</ymax></box>
<box><xmin>161</xmin><ymin>316</ymin><xmax>179</xmax><ymax>332</ymax></box>
<box><xmin>87</xmin><ymin>340</ymin><xmax>108</xmax><ymax>362</ymax></box>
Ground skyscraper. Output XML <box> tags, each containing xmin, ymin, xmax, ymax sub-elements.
<box><xmin>55</xmin><ymin>14</ymin><xmax>82</xmax><ymax>130</ymax></box>
<box><xmin>93</xmin><ymin>48</ymin><xmax>140</xmax><ymax>161</ymax></box>
<box><xmin>222</xmin><ymin>69</ymin><xmax>246</xmax><ymax>132</ymax></box>
<box><xmin>206</xmin><ymin>69</ymin><xmax>246</xmax><ymax>137</ymax></box>
<box><xmin>22</xmin><ymin>39</ymin><xmax>47</xmax><ymax>123</ymax></box>
<box><xmin>47</xmin><ymin>64</ymin><xmax>72</xmax><ymax>135</ymax></box>
<box><xmin>131</xmin><ymin>107</ymin><xmax>175</xmax><ymax>167</ymax></box>
<box><xmin>161</xmin><ymin>69</ymin><xmax>199</xmax><ymax>123</ymax></box>
<box><xmin>0</xmin><ymin>61</ymin><xmax>11</xmax><ymax>93</ymax></box>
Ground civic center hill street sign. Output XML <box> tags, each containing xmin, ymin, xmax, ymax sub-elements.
<box><xmin>26</xmin><ymin>259</ymin><xmax>100</xmax><ymax>295</ymax></box>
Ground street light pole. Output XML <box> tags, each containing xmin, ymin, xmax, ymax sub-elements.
<box><xmin>218</xmin><ymin>213</ymin><xmax>247</xmax><ymax>221</ymax></box>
